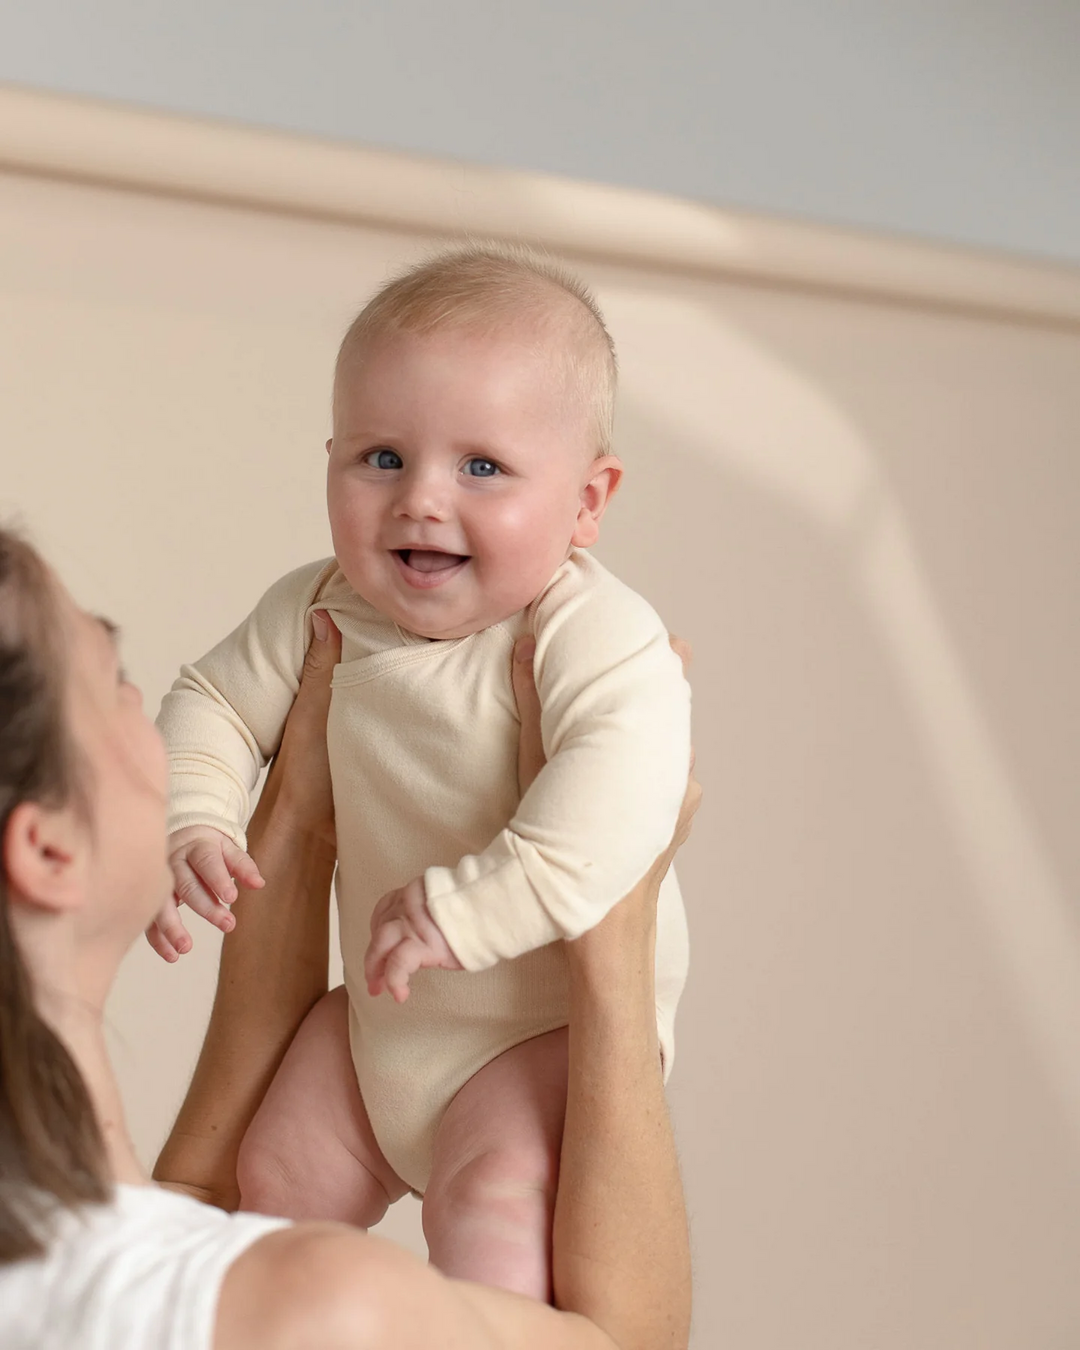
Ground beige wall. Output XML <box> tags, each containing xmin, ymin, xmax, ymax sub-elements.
<box><xmin>2</xmin><ymin>91</ymin><xmax>1079</xmax><ymax>1350</ymax></box>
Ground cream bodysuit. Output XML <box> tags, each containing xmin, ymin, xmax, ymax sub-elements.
<box><xmin>158</xmin><ymin>549</ymin><xmax>691</xmax><ymax>1192</ymax></box>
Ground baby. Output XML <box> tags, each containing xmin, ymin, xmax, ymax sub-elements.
<box><xmin>153</xmin><ymin>246</ymin><xmax>691</xmax><ymax>1299</ymax></box>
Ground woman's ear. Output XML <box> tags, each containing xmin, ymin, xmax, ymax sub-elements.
<box><xmin>571</xmin><ymin>455</ymin><xmax>624</xmax><ymax>549</ymax></box>
<box><xmin>3</xmin><ymin>801</ymin><xmax>88</xmax><ymax>914</ymax></box>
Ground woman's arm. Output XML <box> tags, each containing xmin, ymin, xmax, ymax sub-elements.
<box><xmin>552</xmin><ymin>783</ymin><xmax>695</xmax><ymax>1350</ymax></box>
<box><xmin>153</xmin><ymin>612</ymin><xmax>341</xmax><ymax>1209</ymax></box>
<box><xmin>443</xmin><ymin>768</ymin><xmax>697</xmax><ymax>1350</ymax></box>
<box><xmin>521</xmin><ymin>634</ymin><xmax>696</xmax><ymax>1349</ymax></box>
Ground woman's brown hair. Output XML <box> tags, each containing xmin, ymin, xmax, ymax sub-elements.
<box><xmin>0</xmin><ymin>527</ymin><xmax>109</xmax><ymax>1262</ymax></box>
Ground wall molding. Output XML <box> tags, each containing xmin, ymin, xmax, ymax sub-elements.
<box><xmin>2</xmin><ymin>83</ymin><xmax>1079</xmax><ymax>330</ymax></box>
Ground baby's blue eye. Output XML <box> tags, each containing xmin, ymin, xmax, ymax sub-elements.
<box><xmin>465</xmin><ymin>458</ymin><xmax>500</xmax><ymax>478</ymax></box>
<box><xmin>366</xmin><ymin>448</ymin><xmax>403</xmax><ymax>470</ymax></box>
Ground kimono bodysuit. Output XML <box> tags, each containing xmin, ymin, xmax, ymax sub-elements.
<box><xmin>158</xmin><ymin>549</ymin><xmax>691</xmax><ymax>1192</ymax></box>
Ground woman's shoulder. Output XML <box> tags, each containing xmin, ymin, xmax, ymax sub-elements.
<box><xmin>217</xmin><ymin>1221</ymin><xmax>606</xmax><ymax>1350</ymax></box>
<box><xmin>217</xmin><ymin>1222</ymin><xmax>440</xmax><ymax>1350</ymax></box>
<box><xmin>2</xmin><ymin>1184</ymin><xmax>604</xmax><ymax>1350</ymax></box>
<box><xmin>0</xmin><ymin>1183</ymin><xmax>288</xmax><ymax>1350</ymax></box>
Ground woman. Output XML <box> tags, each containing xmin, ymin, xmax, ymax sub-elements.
<box><xmin>0</xmin><ymin>526</ymin><xmax>698</xmax><ymax>1349</ymax></box>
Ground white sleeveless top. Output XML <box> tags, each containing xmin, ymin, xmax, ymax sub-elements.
<box><xmin>0</xmin><ymin>1183</ymin><xmax>290</xmax><ymax>1349</ymax></box>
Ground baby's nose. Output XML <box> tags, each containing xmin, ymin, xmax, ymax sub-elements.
<box><xmin>393</xmin><ymin>470</ymin><xmax>450</xmax><ymax>521</ymax></box>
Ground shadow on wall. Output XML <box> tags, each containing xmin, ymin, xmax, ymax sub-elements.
<box><xmin>594</xmin><ymin>281</ymin><xmax>1080</xmax><ymax>1347</ymax></box>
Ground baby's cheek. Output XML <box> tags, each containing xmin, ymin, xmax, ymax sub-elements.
<box><xmin>475</xmin><ymin>547</ymin><xmax>539</xmax><ymax>614</ymax></box>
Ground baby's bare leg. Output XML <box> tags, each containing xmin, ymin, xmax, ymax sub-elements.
<box><xmin>236</xmin><ymin>985</ymin><xmax>408</xmax><ymax>1225</ymax></box>
<box><xmin>422</xmin><ymin>1027</ymin><xmax>569</xmax><ymax>1299</ymax></box>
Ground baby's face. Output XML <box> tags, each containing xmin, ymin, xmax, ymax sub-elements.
<box><xmin>327</xmin><ymin>327</ymin><xmax>605</xmax><ymax>639</ymax></box>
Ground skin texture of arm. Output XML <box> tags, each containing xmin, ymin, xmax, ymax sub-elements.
<box><xmin>535</xmin><ymin>634</ymin><xmax>695</xmax><ymax>1350</ymax></box>
<box><xmin>152</xmin><ymin>611</ymin><xmax>341</xmax><ymax>1209</ymax></box>
<box><xmin>213</xmin><ymin>634</ymin><xmax>696</xmax><ymax>1350</ymax></box>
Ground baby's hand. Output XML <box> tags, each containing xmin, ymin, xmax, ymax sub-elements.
<box><xmin>146</xmin><ymin>825</ymin><xmax>265</xmax><ymax>962</ymax></box>
<box><xmin>364</xmin><ymin>876</ymin><xmax>463</xmax><ymax>1002</ymax></box>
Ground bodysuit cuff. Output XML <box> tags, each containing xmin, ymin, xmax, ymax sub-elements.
<box><xmin>424</xmin><ymin>859</ymin><xmax>562</xmax><ymax>971</ymax></box>
<box><xmin>166</xmin><ymin>811</ymin><xmax>248</xmax><ymax>851</ymax></box>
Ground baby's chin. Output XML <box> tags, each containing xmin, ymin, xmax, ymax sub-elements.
<box><xmin>340</xmin><ymin>554</ymin><xmax>572</xmax><ymax>640</ymax></box>
<box><xmin>387</xmin><ymin>593</ymin><xmax>537</xmax><ymax>642</ymax></box>
<box><xmin>394</xmin><ymin>607</ymin><xmax>510</xmax><ymax>642</ymax></box>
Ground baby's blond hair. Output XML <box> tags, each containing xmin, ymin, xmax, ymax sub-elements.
<box><xmin>334</xmin><ymin>244</ymin><xmax>617</xmax><ymax>455</ymax></box>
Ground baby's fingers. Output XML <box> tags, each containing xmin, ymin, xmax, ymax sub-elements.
<box><xmin>146</xmin><ymin>923</ymin><xmax>179</xmax><ymax>962</ymax></box>
<box><xmin>145</xmin><ymin>900</ymin><xmax>191</xmax><ymax>962</ymax></box>
<box><xmin>222</xmin><ymin>841</ymin><xmax>265</xmax><ymax>891</ymax></box>
<box><xmin>172</xmin><ymin>857</ymin><xmax>236</xmax><ymax>934</ymax></box>
<box><xmin>364</xmin><ymin>920</ymin><xmax>407</xmax><ymax>996</ymax></box>
<box><xmin>364</xmin><ymin>930</ymin><xmax>392</xmax><ymax>994</ymax></box>
<box><xmin>384</xmin><ymin>939</ymin><xmax>426</xmax><ymax>1003</ymax></box>
<box><xmin>185</xmin><ymin>838</ymin><xmax>243</xmax><ymax>905</ymax></box>
<box><xmin>369</xmin><ymin>888</ymin><xmax>398</xmax><ymax>935</ymax></box>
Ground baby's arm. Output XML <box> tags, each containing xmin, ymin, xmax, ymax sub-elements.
<box><xmin>366</xmin><ymin>566</ymin><xmax>690</xmax><ymax>988</ymax></box>
<box><xmin>149</xmin><ymin>559</ymin><xmax>337</xmax><ymax>958</ymax></box>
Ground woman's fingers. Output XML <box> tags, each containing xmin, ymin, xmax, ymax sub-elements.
<box><xmin>512</xmin><ymin>636</ymin><xmax>545</xmax><ymax>793</ymax></box>
<box><xmin>512</xmin><ymin>634</ymin><xmax>689</xmax><ymax>800</ymax></box>
<box><xmin>650</xmin><ymin>777</ymin><xmax>703</xmax><ymax>884</ymax></box>
<box><xmin>668</xmin><ymin>634</ymin><xmax>692</xmax><ymax>678</ymax></box>
<box><xmin>673</xmin><ymin>777</ymin><xmax>703</xmax><ymax>850</ymax></box>
<box><xmin>667</xmin><ymin>632</ymin><xmax>697</xmax><ymax>842</ymax></box>
<box><xmin>301</xmin><ymin>608</ymin><xmax>342</xmax><ymax>682</ymax></box>
<box><xmin>266</xmin><ymin>608</ymin><xmax>341</xmax><ymax>844</ymax></box>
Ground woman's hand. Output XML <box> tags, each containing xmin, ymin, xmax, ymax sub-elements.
<box><xmin>260</xmin><ymin>609</ymin><xmax>341</xmax><ymax>850</ymax></box>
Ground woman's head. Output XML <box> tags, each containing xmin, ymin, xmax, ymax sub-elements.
<box><xmin>0</xmin><ymin>526</ymin><xmax>171</xmax><ymax>1259</ymax></box>
<box><xmin>0</xmin><ymin>528</ymin><xmax>171</xmax><ymax>961</ymax></box>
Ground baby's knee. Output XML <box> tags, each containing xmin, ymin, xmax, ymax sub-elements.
<box><xmin>237</xmin><ymin>1123</ymin><xmax>391</xmax><ymax>1228</ymax></box>
<box><xmin>423</xmin><ymin>1146</ymin><xmax>558</xmax><ymax>1240</ymax></box>
<box><xmin>236</xmin><ymin>1124</ymin><xmax>305</xmax><ymax>1217</ymax></box>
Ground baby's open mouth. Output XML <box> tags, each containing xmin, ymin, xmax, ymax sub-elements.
<box><xmin>394</xmin><ymin>549</ymin><xmax>470</xmax><ymax>574</ymax></box>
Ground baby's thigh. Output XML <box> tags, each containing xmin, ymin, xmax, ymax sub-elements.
<box><xmin>237</xmin><ymin>985</ymin><xmax>409</xmax><ymax>1225</ymax></box>
<box><xmin>429</xmin><ymin>1027</ymin><xmax>569</xmax><ymax>1190</ymax></box>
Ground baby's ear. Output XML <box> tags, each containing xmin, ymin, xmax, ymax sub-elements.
<box><xmin>325</xmin><ymin>438</ymin><xmax>333</xmax><ymax>455</ymax></box>
<box><xmin>571</xmin><ymin>455</ymin><xmax>623</xmax><ymax>548</ymax></box>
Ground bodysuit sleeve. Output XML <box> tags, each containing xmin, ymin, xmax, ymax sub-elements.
<box><xmin>156</xmin><ymin>559</ymin><xmax>336</xmax><ymax>849</ymax></box>
<box><xmin>424</xmin><ymin>558</ymin><xmax>691</xmax><ymax>970</ymax></box>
